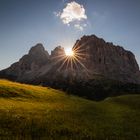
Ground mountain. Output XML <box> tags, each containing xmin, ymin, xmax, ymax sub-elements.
<box><xmin>0</xmin><ymin>43</ymin><xmax>50</xmax><ymax>81</ymax></box>
<box><xmin>0</xmin><ymin>35</ymin><xmax>140</xmax><ymax>100</ymax></box>
<box><xmin>73</xmin><ymin>35</ymin><xmax>140</xmax><ymax>83</ymax></box>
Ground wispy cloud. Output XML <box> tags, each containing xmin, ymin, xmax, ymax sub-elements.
<box><xmin>54</xmin><ymin>11</ymin><xmax>61</xmax><ymax>17</ymax></box>
<box><xmin>74</xmin><ymin>23</ymin><xmax>87</xmax><ymax>31</ymax></box>
<box><xmin>55</xmin><ymin>1</ymin><xmax>87</xmax><ymax>31</ymax></box>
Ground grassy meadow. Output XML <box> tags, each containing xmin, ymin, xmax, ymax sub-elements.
<box><xmin>0</xmin><ymin>79</ymin><xmax>140</xmax><ymax>139</ymax></box>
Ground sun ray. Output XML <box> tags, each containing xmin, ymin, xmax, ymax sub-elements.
<box><xmin>66</xmin><ymin>57</ymin><xmax>71</xmax><ymax>69</ymax></box>
<box><xmin>52</xmin><ymin>56</ymin><xmax>66</xmax><ymax>65</ymax></box>
<box><xmin>58</xmin><ymin>57</ymin><xmax>69</xmax><ymax>70</ymax></box>
<box><xmin>51</xmin><ymin>44</ymin><xmax>91</xmax><ymax>78</ymax></box>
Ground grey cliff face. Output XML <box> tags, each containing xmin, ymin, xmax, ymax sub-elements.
<box><xmin>0</xmin><ymin>43</ymin><xmax>50</xmax><ymax>81</ymax></box>
<box><xmin>0</xmin><ymin>35</ymin><xmax>140</xmax><ymax>84</ymax></box>
<box><xmin>73</xmin><ymin>35</ymin><xmax>140</xmax><ymax>83</ymax></box>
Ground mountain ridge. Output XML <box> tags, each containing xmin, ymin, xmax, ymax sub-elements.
<box><xmin>1</xmin><ymin>34</ymin><xmax>139</xmax><ymax>83</ymax></box>
<box><xmin>0</xmin><ymin>34</ymin><xmax>140</xmax><ymax>100</ymax></box>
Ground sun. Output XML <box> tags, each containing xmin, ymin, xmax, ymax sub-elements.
<box><xmin>65</xmin><ymin>48</ymin><xmax>74</xmax><ymax>57</ymax></box>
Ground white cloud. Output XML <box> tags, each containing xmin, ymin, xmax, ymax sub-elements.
<box><xmin>59</xmin><ymin>1</ymin><xmax>87</xmax><ymax>25</ymax></box>
<box><xmin>54</xmin><ymin>1</ymin><xmax>88</xmax><ymax>31</ymax></box>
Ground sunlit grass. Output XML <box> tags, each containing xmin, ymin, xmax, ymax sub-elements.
<box><xmin>0</xmin><ymin>79</ymin><xmax>140</xmax><ymax>139</ymax></box>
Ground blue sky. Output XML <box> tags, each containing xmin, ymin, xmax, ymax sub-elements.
<box><xmin>0</xmin><ymin>0</ymin><xmax>140</xmax><ymax>70</ymax></box>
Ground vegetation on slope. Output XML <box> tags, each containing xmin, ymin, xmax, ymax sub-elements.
<box><xmin>39</xmin><ymin>77</ymin><xmax>140</xmax><ymax>101</ymax></box>
<box><xmin>0</xmin><ymin>79</ymin><xmax>140</xmax><ymax>140</ymax></box>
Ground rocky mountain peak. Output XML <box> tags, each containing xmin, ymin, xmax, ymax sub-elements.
<box><xmin>73</xmin><ymin>34</ymin><xmax>140</xmax><ymax>83</ymax></box>
<box><xmin>74</xmin><ymin>35</ymin><xmax>105</xmax><ymax>48</ymax></box>
<box><xmin>29</xmin><ymin>43</ymin><xmax>49</xmax><ymax>56</ymax></box>
<box><xmin>51</xmin><ymin>46</ymin><xmax>65</xmax><ymax>58</ymax></box>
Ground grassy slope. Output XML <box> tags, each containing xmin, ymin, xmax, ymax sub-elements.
<box><xmin>0</xmin><ymin>80</ymin><xmax>140</xmax><ymax>140</ymax></box>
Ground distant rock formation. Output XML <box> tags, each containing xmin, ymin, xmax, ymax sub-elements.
<box><xmin>0</xmin><ymin>35</ymin><xmax>140</xmax><ymax>85</ymax></box>
<box><xmin>0</xmin><ymin>43</ymin><xmax>50</xmax><ymax>81</ymax></box>
<box><xmin>73</xmin><ymin>35</ymin><xmax>140</xmax><ymax>83</ymax></box>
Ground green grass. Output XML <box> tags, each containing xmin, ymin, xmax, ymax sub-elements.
<box><xmin>0</xmin><ymin>79</ymin><xmax>140</xmax><ymax>140</ymax></box>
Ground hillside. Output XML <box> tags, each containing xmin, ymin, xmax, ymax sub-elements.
<box><xmin>0</xmin><ymin>79</ymin><xmax>140</xmax><ymax>139</ymax></box>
